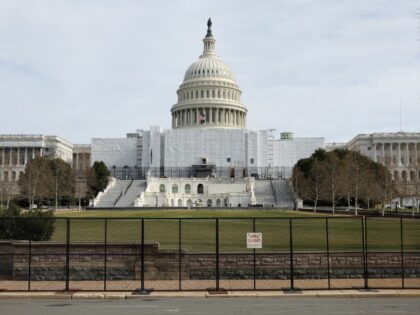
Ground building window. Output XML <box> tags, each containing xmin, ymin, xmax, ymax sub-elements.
<box><xmin>227</xmin><ymin>157</ymin><xmax>231</xmax><ymax>163</ymax></box>
<box><xmin>367</xmin><ymin>147</ymin><xmax>371</xmax><ymax>151</ymax></box>
<box><xmin>172</xmin><ymin>184</ymin><xmax>178</xmax><ymax>193</ymax></box>
<box><xmin>159</xmin><ymin>184</ymin><xmax>166</xmax><ymax>193</ymax></box>
<box><xmin>197</xmin><ymin>184</ymin><xmax>204</xmax><ymax>194</ymax></box>
<box><xmin>185</xmin><ymin>184</ymin><xmax>191</xmax><ymax>194</ymax></box>
<box><xmin>250</xmin><ymin>158</ymin><xmax>254</xmax><ymax>164</ymax></box>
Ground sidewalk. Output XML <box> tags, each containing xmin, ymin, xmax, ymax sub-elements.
<box><xmin>0</xmin><ymin>289</ymin><xmax>419</xmax><ymax>299</ymax></box>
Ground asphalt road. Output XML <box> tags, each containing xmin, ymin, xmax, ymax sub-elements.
<box><xmin>1</xmin><ymin>298</ymin><xmax>419</xmax><ymax>315</ymax></box>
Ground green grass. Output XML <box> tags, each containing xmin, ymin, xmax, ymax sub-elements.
<box><xmin>49</xmin><ymin>209</ymin><xmax>420</xmax><ymax>253</ymax></box>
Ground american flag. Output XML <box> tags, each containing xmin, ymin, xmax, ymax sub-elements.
<box><xmin>199</xmin><ymin>113</ymin><xmax>206</xmax><ymax>124</ymax></box>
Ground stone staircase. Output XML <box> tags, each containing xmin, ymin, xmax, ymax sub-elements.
<box><xmin>94</xmin><ymin>180</ymin><xmax>131</xmax><ymax>207</ymax></box>
<box><xmin>94</xmin><ymin>179</ymin><xmax>148</xmax><ymax>208</ymax></box>
<box><xmin>253</xmin><ymin>180</ymin><xmax>276</xmax><ymax>206</ymax></box>
<box><xmin>271</xmin><ymin>179</ymin><xmax>294</xmax><ymax>208</ymax></box>
<box><xmin>115</xmin><ymin>180</ymin><xmax>147</xmax><ymax>207</ymax></box>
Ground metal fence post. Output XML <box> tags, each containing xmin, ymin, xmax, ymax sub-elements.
<box><xmin>65</xmin><ymin>218</ymin><xmax>70</xmax><ymax>291</ymax></box>
<box><xmin>28</xmin><ymin>218</ymin><xmax>32</xmax><ymax>291</ymax></box>
<box><xmin>289</xmin><ymin>218</ymin><xmax>294</xmax><ymax>290</ymax></box>
<box><xmin>400</xmin><ymin>217</ymin><xmax>405</xmax><ymax>289</ymax></box>
<box><xmin>178</xmin><ymin>218</ymin><xmax>182</xmax><ymax>291</ymax></box>
<box><xmin>215</xmin><ymin>218</ymin><xmax>220</xmax><ymax>291</ymax></box>
<box><xmin>104</xmin><ymin>218</ymin><xmax>108</xmax><ymax>291</ymax></box>
<box><xmin>141</xmin><ymin>218</ymin><xmax>145</xmax><ymax>292</ymax></box>
<box><xmin>362</xmin><ymin>216</ymin><xmax>368</xmax><ymax>289</ymax></box>
<box><xmin>326</xmin><ymin>217</ymin><xmax>330</xmax><ymax>289</ymax></box>
<box><xmin>253</xmin><ymin>218</ymin><xmax>256</xmax><ymax>290</ymax></box>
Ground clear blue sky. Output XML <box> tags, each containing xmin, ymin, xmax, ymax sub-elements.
<box><xmin>0</xmin><ymin>0</ymin><xmax>419</xmax><ymax>144</ymax></box>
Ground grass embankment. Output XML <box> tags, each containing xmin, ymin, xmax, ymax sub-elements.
<box><xmin>50</xmin><ymin>209</ymin><xmax>420</xmax><ymax>253</ymax></box>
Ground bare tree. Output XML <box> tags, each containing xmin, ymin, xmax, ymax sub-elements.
<box><xmin>307</xmin><ymin>159</ymin><xmax>325</xmax><ymax>212</ymax></box>
<box><xmin>18</xmin><ymin>157</ymin><xmax>52</xmax><ymax>210</ymax></box>
<box><xmin>321</xmin><ymin>151</ymin><xmax>340</xmax><ymax>214</ymax></box>
<box><xmin>291</xmin><ymin>167</ymin><xmax>305</xmax><ymax>210</ymax></box>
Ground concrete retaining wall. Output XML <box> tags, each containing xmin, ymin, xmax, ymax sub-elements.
<box><xmin>0</xmin><ymin>241</ymin><xmax>419</xmax><ymax>281</ymax></box>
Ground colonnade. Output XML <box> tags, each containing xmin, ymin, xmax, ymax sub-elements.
<box><xmin>0</xmin><ymin>147</ymin><xmax>42</xmax><ymax>182</ymax></box>
<box><xmin>0</xmin><ymin>147</ymin><xmax>42</xmax><ymax>167</ymax></box>
<box><xmin>172</xmin><ymin>107</ymin><xmax>246</xmax><ymax>128</ymax></box>
<box><xmin>373</xmin><ymin>142</ymin><xmax>420</xmax><ymax>182</ymax></box>
<box><xmin>373</xmin><ymin>142</ymin><xmax>420</xmax><ymax>166</ymax></box>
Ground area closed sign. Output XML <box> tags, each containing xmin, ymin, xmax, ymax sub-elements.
<box><xmin>246</xmin><ymin>233</ymin><xmax>262</xmax><ymax>249</ymax></box>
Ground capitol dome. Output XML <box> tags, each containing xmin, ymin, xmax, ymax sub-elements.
<box><xmin>171</xmin><ymin>18</ymin><xmax>247</xmax><ymax>129</ymax></box>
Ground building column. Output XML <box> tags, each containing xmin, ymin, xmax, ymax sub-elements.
<box><xmin>406</xmin><ymin>142</ymin><xmax>410</xmax><ymax>166</ymax></box>
<box><xmin>209</xmin><ymin>108</ymin><xmax>212</xmax><ymax>124</ymax></box>
<box><xmin>76</xmin><ymin>153</ymin><xmax>80</xmax><ymax>170</ymax></box>
<box><xmin>17</xmin><ymin>148</ymin><xmax>20</xmax><ymax>165</ymax></box>
<box><xmin>390</xmin><ymin>143</ymin><xmax>394</xmax><ymax>165</ymax></box>
<box><xmin>190</xmin><ymin>109</ymin><xmax>193</xmax><ymax>126</ymax></box>
<box><xmin>9</xmin><ymin>149</ymin><xmax>12</xmax><ymax>166</ymax></box>
<box><xmin>215</xmin><ymin>108</ymin><xmax>219</xmax><ymax>124</ymax></box>
<box><xmin>397</xmin><ymin>143</ymin><xmax>401</xmax><ymax>166</ymax></box>
<box><xmin>24</xmin><ymin>148</ymin><xmax>27</xmax><ymax>164</ymax></box>
<box><xmin>382</xmin><ymin>143</ymin><xmax>385</xmax><ymax>164</ymax></box>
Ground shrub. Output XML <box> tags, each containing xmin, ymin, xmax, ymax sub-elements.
<box><xmin>0</xmin><ymin>204</ymin><xmax>55</xmax><ymax>241</ymax></box>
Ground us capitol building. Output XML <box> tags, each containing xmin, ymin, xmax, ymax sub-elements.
<box><xmin>0</xmin><ymin>19</ymin><xmax>419</xmax><ymax>208</ymax></box>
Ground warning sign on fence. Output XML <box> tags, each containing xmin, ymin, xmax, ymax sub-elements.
<box><xmin>246</xmin><ymin>232</ymin><xmax>262</xmax><ymax>249</ymax></box>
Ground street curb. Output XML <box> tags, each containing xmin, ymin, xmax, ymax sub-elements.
<box><xmin>0</xmin><ymin>290</ymin><xmax>419</xmax><ymax>299</ymax></box>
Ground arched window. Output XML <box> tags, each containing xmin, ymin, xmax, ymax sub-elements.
<box><xmin>224</xmin><ymin>198</ymin><xmax>228</xmax><ymax>207</ymax></box>
<box><xmin>177</xmin><ymin>199</ymin><xmax>183</xmax><ymax>207</ymax></box>
<box><xmin>4</xmin><ymin>171</ymin><xmax>8</xmax><ymax>182</ymax></box>
<box><xmin>172</xmin><ymin>184</ymin><xmax>178</xmax><ymax>193</ymax></box>
<box><xmin>159</xmin><ymin>184</ymin><xmax>166</xmax><ymax>193</ymax></box>
<box><xmin>207</xmin><ymin>199</ymin><xmax>213</xmax><ymax>207</ymax></box>
<box><xmin>185</xmin><ymin>184</ymin><xmax>191</xmax><ymax>194</ymax></box>
<box><xmin>402</xmin><ymin>171</ymin><xmax>407</xmax><ymax>181</ymax></box>
<box><xmin>197</xmin><ymin>184</ymin><xmax>204</xmax><ymax>194</ymax></box>
<box><xmin>216</xmin><ymin>199</ymin><xmax>221</xmax><ymax>207</ymax></box>
<box><xmin>410</xmin><ymin>170</ymin><xmax>416</xmax><ymax>181</ymax></box>
<box><xmin>11</xmin><ymin>171</ymin><xmax>16</xmax><ymax>182</ymax></box>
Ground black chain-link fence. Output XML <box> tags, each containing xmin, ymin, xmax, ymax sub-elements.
<box><xmin>0</xmin><ymin>216</ymin><xmax>419</xmax><ymax>291</ymax></box>
<box><xmin>109</xmin><ymin>166</ymin><xmax>292</xmax><ymax>180</ymax></box>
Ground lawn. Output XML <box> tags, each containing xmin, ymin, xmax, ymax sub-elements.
<box><xmin>49</xmin><ymin>209</ymin><xmax>420</xmax><ymax>253</ymax></box>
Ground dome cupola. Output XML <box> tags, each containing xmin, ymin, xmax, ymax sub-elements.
<box><xmin>171</xmin><ymin>18</ymin><xmax>247</xmax><ymax>129</ymax></box>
